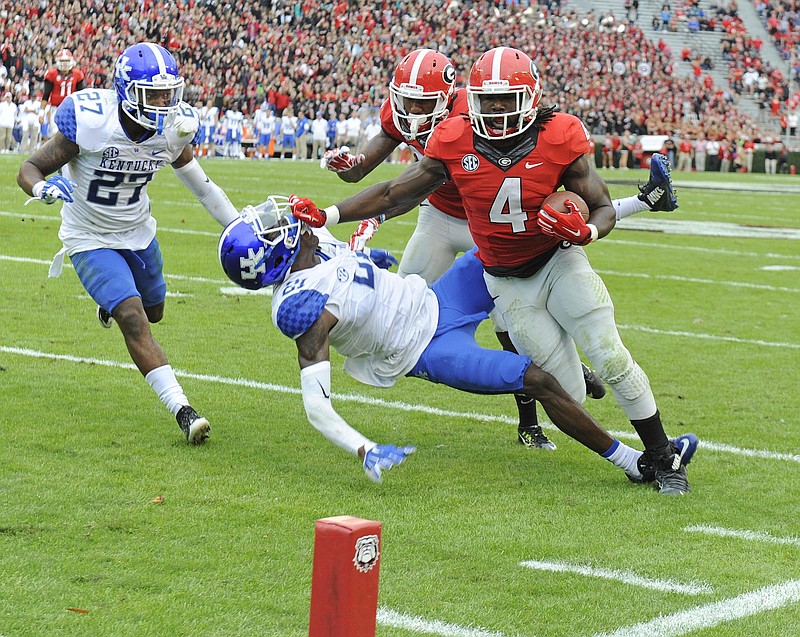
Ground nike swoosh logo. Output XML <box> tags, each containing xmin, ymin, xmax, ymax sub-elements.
<box><xmin>678</xmin><ymin>438</ymin><xmax>689</xmax><ymax>462</ymax></box>
<box><xmin>525</xmin><ymin>162</ymin><xmax>543</xmax><ymax>169</ymax></box>
<box><xmin>151</xmin><ymin>150</ymin><xmax>164</xmax><ymax>156</ymax></box>
<box><xmin>563</xmin><ymin>227</ymin><xmax>582</xmax><ymax>237</ymax></box>
<box><xmin>316</xmin><ymin>380</ymin><xmax>330</xmax><ymax>399</ymax></box>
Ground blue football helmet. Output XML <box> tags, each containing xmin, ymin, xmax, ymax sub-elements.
<box><xmin>114</xmin><ymin>43</ymin><xmax>185</xmax><ymax>134</ymax></box>
<box><xmin>218</xmin><ymin>196</ymin><xmax>303</xmax><ymax>290</ymax></box>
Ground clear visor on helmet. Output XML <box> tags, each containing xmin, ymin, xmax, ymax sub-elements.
<box><xmin>389</xmin><ymin>82</ymin><xmax>449</xmax><ymax>142</ymax></box>
<box><xmin>466</xmin><ymin>83</ymin><xmax>537</xmax><ymax>140</ymax></box>
<box><xmin>56</xmin><ymin>58</ymin><xmax>73</xmax><ymax>73</ymax></box>
<box><xmin>241</xmin><ymin>196</ymin><xmax>302</xmax><ymax>250</ymax></box>
<box><xmin>125</xmin><ymin>75</ymin><xmax>185</xmax><ymax>130</ymax></box>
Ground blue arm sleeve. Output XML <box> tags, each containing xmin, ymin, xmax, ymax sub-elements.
<box><xmin>54</xmin><ymin>96</ymin><xmax>77</xmax><ymax>143</ymax></box>
<box><xmin>276</xmin><ymin>289</ymin><xmax>330</xmax><ymax>339</ymax></box>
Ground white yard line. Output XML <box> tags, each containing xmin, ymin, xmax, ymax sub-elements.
<box><xmin>589</xmin><ymin>580</ymin><xmax>800</xmax><ymax>637</ymax></box>
<box><xmin>597</xmin><ymin>269</ymin><xmax>800</xmax><ymax>293</ymax></box>
<box><xmin>684</xmin><ymin>525</ymin><xmax>800</xmax><ymax>547</ymax></box>
<box><xmin>519</xmin><ymin>560</ymin><xmax>712</xmax><ymax>595</ymax></box>
<box><xmin>377</xmin><ymin>608</ymin><xmax>510</xmax><ymax>637</ymax></box>
<box><xmin>617</xmin><ymin>324</ymin><xmax>800</xmax><ymax>350</ymax></box>
<box><xmin>1</xmin><ymin>345</ymin><xmax>799</xmax><ymax>466</ymax></box>
<box><xmin>604</xmin><ymin>238</ymin><xmax>800</xmax><ymax>261</ymax></box>
<box><xmin>615</xmin><ymin>218</ymin><xmax>800</xmax><ymax>239</ymax></box>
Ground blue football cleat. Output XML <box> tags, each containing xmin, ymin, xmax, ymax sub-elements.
<box><xmin>639</xmin><ymin>153</ymin><xmax>678</xmax><ymax>211</ymax></box>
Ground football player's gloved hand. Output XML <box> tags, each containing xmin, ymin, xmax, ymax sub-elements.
<box><xmin>366</xmin><ymin>247</ymin><xmax>398</xmax><ymax>270</ymax></box>
<box><xmin>348</xmin><ymin>217</ymin><xmax>382</xmax><ymax>251</ymax></box>
<box><xmin>31</xmin><ymin>175</ymin><xmax>76</xmax><ymax>205</ymax></box>
<box><xmin>363</xmin><ymin>443</ymin><xmax>416</xmax><ymax>483</ymax></box>
<box><xmin>321</xmin><ymin>145</ymin><xmax>364</xmax><ymax>172</ymax></box>
<box><xmin>537</xmin><ymin>200</ymin><xmax>593</xmax><ymax>246</ymax></box>
<box><xmin>288</xmin><ymin>194</ymin><xmax>327</xmax><ymax>228</ymax></box>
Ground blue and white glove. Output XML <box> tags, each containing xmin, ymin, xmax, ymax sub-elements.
<box><xmin>367</xmin><ymin>247</ymin><xmax>398</xmax><ymax>270</ymax></box>
<box><xmin>363</xmin><ymin>443</ymin><xmax>416</xmax><ymax>483</ymax></box>
<box><xmin>31</xmin><ymin>175</ymin><xmax>76</xmax><ymax>204</ymax></box>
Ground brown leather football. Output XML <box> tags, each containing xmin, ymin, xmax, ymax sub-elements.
<box><xmin>541</xmin><ymin>190</ymin><xmax>590</xmax><ymax>221</ymax></box>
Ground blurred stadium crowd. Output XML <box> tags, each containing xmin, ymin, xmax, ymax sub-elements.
<box><xmin>1</xmin><ymin>0</ymin><xmax>799</xmax><ymax>168</ymax></box>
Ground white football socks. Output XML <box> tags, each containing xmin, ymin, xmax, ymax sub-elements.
<box><xmin>601</xmin><ymin>438</ymin><xmax>643</xmax><ymax>479</ymax></box>
<box><xmin>613</xmin><ymin>195</ymin><xmax>650</xmax><ymax>221</ymax></box>
<box><xmin>145</xmin><ymin>365</ymin><xmax>189</xmax><ymax>416</ymax></box>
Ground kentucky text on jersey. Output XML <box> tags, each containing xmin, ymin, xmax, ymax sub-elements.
<box><xmin>98</xmin><ymin>157</ymin><xmax>167</xmax><ymax>171</ymax></box>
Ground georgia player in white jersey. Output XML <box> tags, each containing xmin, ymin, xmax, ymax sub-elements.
<box><xmin>17</xmin><ymin>43</ymin><xmax>240</xmax><ymax>445</ymax></box>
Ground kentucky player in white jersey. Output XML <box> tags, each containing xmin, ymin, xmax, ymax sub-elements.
<box><xmin>216</xmin><ymin>196</ymin><xmax>672</xmax><ymax>485</ymax></box>
<box><xmin>17</xmin><ymin>42</ymin><xmax>240</xmax><ymax>445</ymax></box>
<box><xmin>197</xmin><ymin>98</ymin><xmax>218</xmax><ymax>157</ymax></box>
<box><xmin>222</xmin><ymin>106</ymin><xmax>244</xmax><ymax>158</ymax></box>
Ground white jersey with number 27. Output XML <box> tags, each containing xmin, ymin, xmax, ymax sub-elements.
<box><xmin>53</xmin><ymin>88</ymin><xmax>199</xmax><ymax>255</ymax></box>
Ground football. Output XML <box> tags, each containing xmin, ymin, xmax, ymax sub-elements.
<box><xmin>541</xmin><ymin>190</ymin><xmax>590</xmax><ymax>221</ymax></box>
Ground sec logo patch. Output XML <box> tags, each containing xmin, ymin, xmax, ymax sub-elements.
<box><xmin>462</xmin><ymin>154</ymin><xmax>480</xmax><ymax>172</ymax></box>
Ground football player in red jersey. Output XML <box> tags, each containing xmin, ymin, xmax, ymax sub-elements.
<box><xmin>319</xmin><ymin>47</ymin><xmax>677</xmax><ymax>452</ymax></box>
<box><xmin>290</xmin><ymin>47</ymin><xmax>694</xmax><ymax>495</ymax></box>
<box><xmin>40</xmin><ymin>49</ymin><xmax>85</xmax><ymax>141</ymax></box>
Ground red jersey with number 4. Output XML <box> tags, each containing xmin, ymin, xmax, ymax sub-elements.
<box><xmin>379</xmin><ymin>89</ymin><xmax>468</xmax><ymax>220</ymax></box>
<box><xmin>44</xmin><ymin>67</ymin><xmax>85</xmax><ymax>107</ymax></box>
<box><xmin>425</xmin><ymin>112</ymin><xmax>590</xmax><ymax>269</ymax></box>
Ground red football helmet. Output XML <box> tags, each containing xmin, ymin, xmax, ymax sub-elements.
<box><xmin>56</xmin><ymin>49</ymin><xmax>75</xmax><ymax>73</ymax></box>
<box><xmin>389</xmin><ymin>48</ymin><xmax>456</xmax><ymax>142</ymax></box>
<box><xmin>466</xmin><ymin>47</ymin><xmax>543</xmax><ymax>140</ymax></box>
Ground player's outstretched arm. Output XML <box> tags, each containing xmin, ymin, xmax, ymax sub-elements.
<box><xmin>172</xmin><ymin>145</ymin><xmax>239</xmax><ymax>226</ymax></box>
<box><xmin>292</xmin><ymin>156</ymin><xmax>447</xmax><ymax>227</ymax></box>
<box><xmin>296</xmin><ymin>311</ymin><xmax>413</xmax><ymax>482</ymax></box>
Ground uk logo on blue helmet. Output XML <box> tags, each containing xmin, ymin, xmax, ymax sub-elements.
<box><xmin>218</xmin><ymin>196</ymin><xmax>303</xmax><ymax>290</ymax></box>
<box><xmin>114</xmin><ymin>42</ymin><xmax>185</xmax><ymax>134</ymax></box>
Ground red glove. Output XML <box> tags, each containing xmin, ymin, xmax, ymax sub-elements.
<box><xmin>321</xmin><ymin>146</ymin><xmax>365</xmax><ymax>172</ymax></box>
<box><xmin>537</xmin><ymin>199</ymin><xmax>594</xmax><ymax>246</ymax></box>
<box><xmin>348</xmin><ymin>217</ymin><xmax>381</xmax><ymax>251</ymax></box>
<box><xmin>288</xmin><ymin>194</ymin><xmax>327</xmax><ymax>228</ymax></box>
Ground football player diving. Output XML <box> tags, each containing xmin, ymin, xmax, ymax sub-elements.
<box><xmin>218</xmin><ymin>196</ymin><xmax>696</xmax><ymax>485</ymax></box>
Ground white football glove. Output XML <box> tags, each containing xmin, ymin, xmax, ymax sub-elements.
<box><xmin>321</xmin><ymin>146</ymin><xmax>364</xmax><ymax>172</ymax></box>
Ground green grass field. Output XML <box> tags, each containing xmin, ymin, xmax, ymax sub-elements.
<box><xmin>1</xmin><ymin>155</ymin><xmax>799</xmax><ymax>637</ymax></box>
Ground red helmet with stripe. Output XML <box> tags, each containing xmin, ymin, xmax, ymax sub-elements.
<box><xmin>389</xmin><ymin>48</ymin><xmax>456</xmax><ymax>143</ymax></box>
<box><xmin>56</xmin><ymin>49</ymin><xmax>75</xmax><ymax>73</ymax></box>
<box><xmin>466</xmin><ymin>47</ymin><xmax>543</xmax><ymax>140</ymax></box>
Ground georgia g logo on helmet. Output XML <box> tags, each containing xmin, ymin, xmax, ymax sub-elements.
<box><xmin>389</xmin><ymin>48</ymin><xmax>457</xmax><ymax>142</ymax></box>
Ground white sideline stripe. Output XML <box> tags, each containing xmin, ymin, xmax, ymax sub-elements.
<box><xmin>617</xmin><ymin>324</ymin><xmax>800</xmax><ymax>350</ymax></box>
<box><xmin>762</xmin><ymin>265</ymin><xmax>800</xmax><ymax>271</ymax></box>
<box><xmin>6</xmin><ymin>209</ymin><xmax>800</xmax><ymax>245</ymax></box>
<box><xmin>0</xmin><ymin>254</ymin><xmax>228</xmax><ymax>284</ymax></box>
<box><xmin>2</xmin><ymin>345</ymin><xmax>800</xmax><ymax>466</ymax></box>
<box><xmin>6</xmin><ymin>251</ymin><xmax>800</xmax><ymax>295</ymax></box>
<box><xmin>598</xmin><ymin>269</ymin><xmax>800</xmax><ymax>294</ymax></box>
<box><xmin>684</xmin><ymin>525</ymin><xmax>800</xmax><ymax>547</ymax></box>
<box><xmin>617</xmin><ymin>217</ymin><xmax>800</xmax><ymax>240</ymax></box>
<box><xmin>607</xmin><ymin>238</ymin><xmax>800</xmax><ymax>261</ymax></box>
<box><xmin>519</xmin><ymin>560</ymin><xmax>712</xmax><ymax>595</ymax></box>
<box><xmin>0</xmin><ymin>209</ymin><xmax>218</xmax><ymax>236</ymax></box>
<box><xmin>377</xmin><ymin>607</ymin><xmax>510</xmax><ymax>637</ymax></box>
<box><xmin>590</xmin><ymin>580</ymin><xmax>800</xmax><ymax>637</ymax></box>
